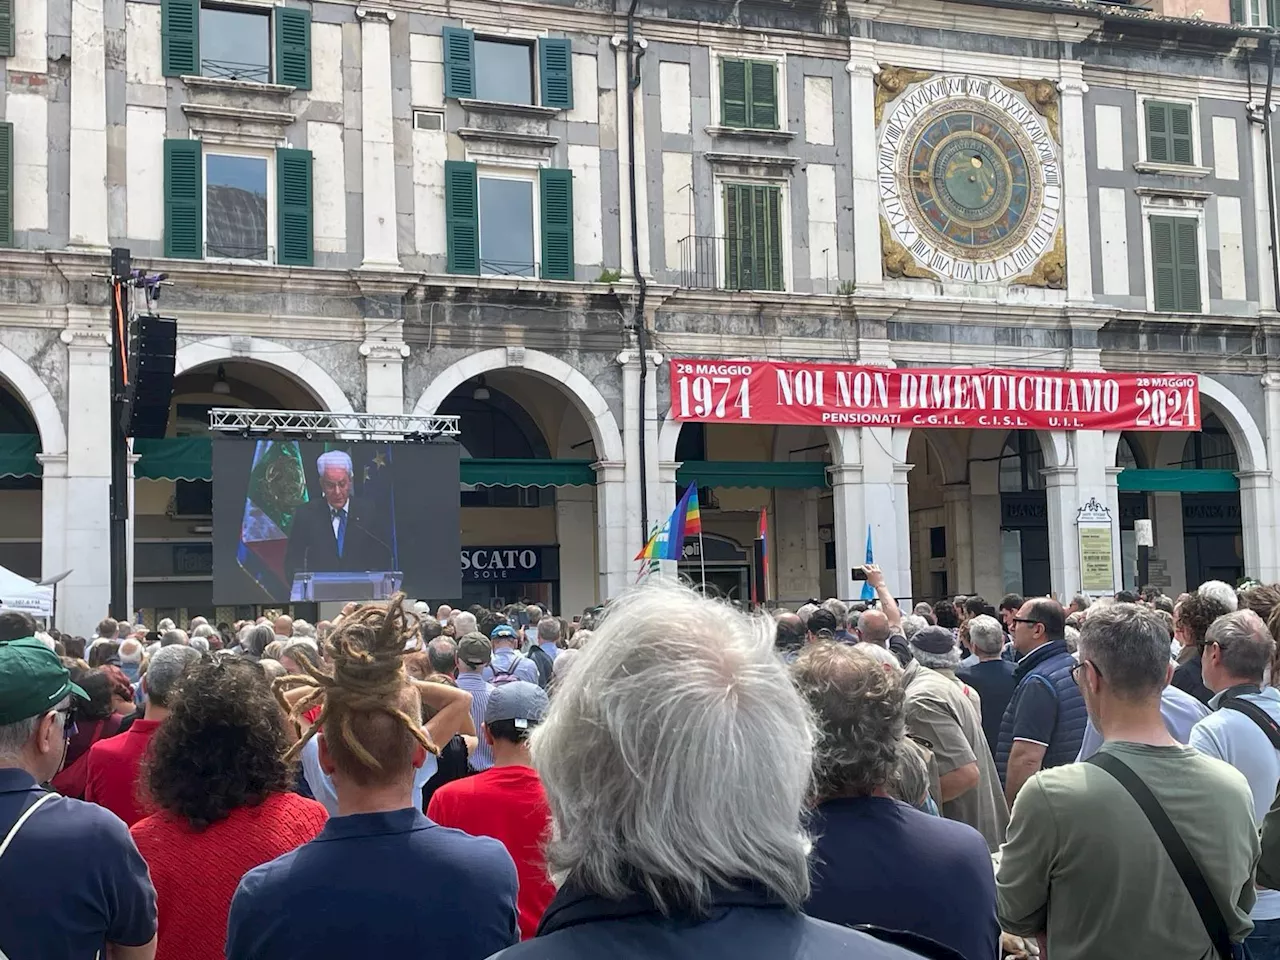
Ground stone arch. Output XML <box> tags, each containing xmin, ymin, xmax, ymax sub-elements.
<box><xmin>659</xmin><ymin>415</ymin><xmax>853</xmax><ymax>463</ymax></box>
<box><xmin>173</xmin><ymin>337</ymin><xmax>354</xmax><ymax>413</ymax></box>
<box><xmin>902</xmin><ymin>428</ymin><xmax>968</xmax><ymax>485</ymax></box>
<box><xmin>0</xmin><ymin>343</ymin><xmax>66</xmax><ymax>455</ymax></box>
<box><xmin>413</xmin><ymin>348</ymin><xmax>624</xmax><ymax>464</ymax></box>
<box><xmin>1196</xmin><ymin>375</ymin><xmax>1267</xmax><ymax>472</ymax></box>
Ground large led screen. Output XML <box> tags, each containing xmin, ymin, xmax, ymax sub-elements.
<box><xmin>212</xmin><ymin>439</ymin><xmax>461</xmax><ymax>604</ymax></box>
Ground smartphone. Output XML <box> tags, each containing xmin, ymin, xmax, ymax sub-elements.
<box><xmin>851</xmin><ymin>566</ymin><xmax>868</xmax><ymax>581</ymax></box>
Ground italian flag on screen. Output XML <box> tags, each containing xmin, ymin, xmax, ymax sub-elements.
<box><xmin>237</xmin><ymin>440</ymin><xmax>309</xmax><ymax>598</ymax></box>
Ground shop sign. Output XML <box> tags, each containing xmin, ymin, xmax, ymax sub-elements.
<box><xmin>669</xmin><ymin>359</ymin><xmax>1199</xmax><ymax>432</ymax></box>
<box><xmin>461</xmin><ymin>547</ymin><xmax>547</xmax><ymax>582</ymax></box>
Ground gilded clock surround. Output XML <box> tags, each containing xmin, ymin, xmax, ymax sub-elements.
<box><xmin>876</xmin><ymin>70</ymin><xmax>1065</xmax><ymax>288</ymax></box>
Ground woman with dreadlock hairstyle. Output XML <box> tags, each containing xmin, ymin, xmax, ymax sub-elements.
<box><xmin>271</xmin><ymin>596</ymin><xmax>477</xmax><ymax>816</ymax></box>
<box><xmin>226</xmin><ymin>595</ymin><xmax>519</xmax><ymax>960</ymax></box>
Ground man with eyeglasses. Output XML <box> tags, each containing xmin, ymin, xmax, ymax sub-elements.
<box><xmin>1189</xmin><ymin>610</ymin><xmax>1280</xmax><ymax>958</ymax></box>
<box><xmin>997</xmin><ymin>603</ymin><xmax>1257</xmax><ymax>960</ymax></box>
<box><xmin>995</xmin><ymin>597</ymin><xmax>1087</xmax><ymax>807</ymax></box>
<box><xmin>0</xmin><ymin>635</ymin><xmax>158</xmax><ymax>960</ymax></box>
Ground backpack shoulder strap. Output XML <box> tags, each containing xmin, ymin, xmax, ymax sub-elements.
<box><xmin>1087</xmin><ymin>751</ymin><xmax>1234</xmax><ymax>960</ymax></box>
<box><xmin>1219</xmin><ymin>698</ymin><xmax>1280</xmax><ymax>751</ymax></box>
<box><xmin>0</xmin><ymin>792</ymin><xmax>57</xmax><ymax>861</ymax></box>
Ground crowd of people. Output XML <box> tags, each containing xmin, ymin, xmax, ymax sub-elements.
<box><xmin>6</xmin><ymin>572</ymin><xmax>1280</xmax><ymax>958</ymax></box>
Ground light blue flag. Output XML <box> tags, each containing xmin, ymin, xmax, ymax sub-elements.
<box><xmin>860</xmin><ymin>525</ymin><xmax>875</xmax><ymax>601</ymax></box>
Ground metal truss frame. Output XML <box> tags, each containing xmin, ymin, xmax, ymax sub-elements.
<box><xmin>207</xmin><ymin>408</ymin><xmax>461</xmax><ymax>438</ymax></box>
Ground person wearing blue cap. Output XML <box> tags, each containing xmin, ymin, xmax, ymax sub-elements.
<box><xmin>484</xmin><ymin>623</ymin><xmax>540</xmax><ymax>686</ymax></box>
<box><xmin>0</xmin><ymin>637</ymin><xmax>158</xmax><ymax>960</ymax></box>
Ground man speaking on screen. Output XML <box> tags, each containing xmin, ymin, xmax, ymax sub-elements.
<box><xmin>284</xmin><ymin>451</ymin><xmax>395</xmax><ymax>586</ymax></box>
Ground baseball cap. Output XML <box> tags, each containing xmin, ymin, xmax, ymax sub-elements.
<box><xmin>490</xmin><ymin>624</ymin><xmax>517</xmax><ymax>641</ymax></box>
<box><xmin>485</xmin><ymin>681</ymin><xmax>549</xmax><ymax>730</ymax></box>
<box><xmin>0</xmin><ymin>637</ymin><xmax>89</xmax><ymax>725</ymax></box>
<box><xmin>457</xmin><ymin>633</ymin><xmax>492</xmax><ymax>667</ymax></box>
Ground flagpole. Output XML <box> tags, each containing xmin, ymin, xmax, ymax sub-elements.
<box><xmin>699</xmin><ymin>527</ymin><xmax>706</xmax><ymax>595</ymax></box>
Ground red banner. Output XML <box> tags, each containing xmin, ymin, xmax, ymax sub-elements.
<box><xmin>669</xmin><ymin>359</ymin><xmax>1200</xmax><ymax>432</ymax></box>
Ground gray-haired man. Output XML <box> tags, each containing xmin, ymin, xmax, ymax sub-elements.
<box><xmin>284</xmin><ymin>450</ymin><xmax>394</xmax><ymax>583</ymax></box>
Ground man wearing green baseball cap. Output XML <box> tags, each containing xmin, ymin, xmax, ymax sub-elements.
<box><xmin>0</xmin><ymin>637</ymin><xmax>158</xmax><ymax>959</ymax></box>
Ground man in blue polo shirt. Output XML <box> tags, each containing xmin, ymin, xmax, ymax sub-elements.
<box><xmin>0</xmin><ymin>636</ymin><xmax>158</xmax><ymax>959</ymax></box>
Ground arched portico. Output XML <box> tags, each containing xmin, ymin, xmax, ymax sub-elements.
<box><xmin>174</xmin><ymin>337</ymin><xmax>354</xmax><ymax>413</ymax></box>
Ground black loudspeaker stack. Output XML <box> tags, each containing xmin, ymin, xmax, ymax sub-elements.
<box><xmin>119</xmin><ymin>315</ymin><xmax>177</xmax><ymax>438</ymax></box>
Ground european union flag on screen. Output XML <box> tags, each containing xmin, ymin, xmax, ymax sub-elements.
<box><xmin>346</xmin><ymin>444</ymin><xmax>399</xmax><ymax>571</ymax></box>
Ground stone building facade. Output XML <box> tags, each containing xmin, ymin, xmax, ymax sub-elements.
<box><xmin>0</xmin><ymin>0</ymin><xmax>1278</xmax><ymax>629</ymax></box>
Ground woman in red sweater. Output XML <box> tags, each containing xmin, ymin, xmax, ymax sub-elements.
<box><xmin>130</xmin><ymin>656</ymin><xmax>327</xmax><ymax>960</ymax></box>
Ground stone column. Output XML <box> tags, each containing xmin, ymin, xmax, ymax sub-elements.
<box><xmin>617</xmin><ymin>351</ymin><xmax>643</xmax><ymax>556</ymax></box>
<box><xmin>847</xmin><ymin>39</ymin><xmax>883</xmax><ymax>293</ymax></box>
<box><xmin>358</xmin><ymin>8</ymin><xmax>401</xmax><ymax>269</ymax></box>
<box><xmin>59</xmin><ymin>314</ymin><xmax>113</xmax><ymax>628</ymax></box>
<box><xmin>38</xmin><ymin>452</ymin><xmax>68</xmax><ymax>624</ymax></box>
<box><xmin>775</xmin><ymin>487</ymin><xmax>822</xmax><ymax>604</ymax></box>
<box><xmin>1043</xmin><ymin>465</ymin><xmax>1079</xmax><ymax>602</ymax></box>
<box><xmin>593</xmin><ymin>460</ymin><xmax>630</xmax><ymax>600</ymax></box>
<box><xmin>828</xmin><ymin>463</ymin><xmax>864</xmax><ymax>603</ymax></box>
<box><xmin>360</xmin><ymin>319</ymin><xmax>408</xmax><ymax>415</ymax></box>
<box><xmin>891</xmin><ymin>461</ymin><xmax>914</xmax><ymax>606</ymax></box>
<box><xmin>1237</xmin><ymin>470</ymin><xmax>1277</xmax><ymax>583</ymax></box>
<box><xmin>656</xmin><ymin>459</ymin><xmax>680</xmax><ymax>579</ymax></box>
<box><xmin>1106</xmin><ymin>466</ymin><xmax>1126</xmax><ymax>589</ymax></box>
<box><xmin>1151</xmin><ymin>491</ymin><xmax>1187</xmax><ymax>593</ymax></box>
<box><xmin>69</xmin><ymin>0</ymin><xmax>109</xmax><ymax>248</ymax></box>
<box><xmin>556</xmin><ymin>483</ymin><xmax>598</xmax><ymax>615</ymax></box>
<box><xmin>1058</xmin><ymin>66</ymin><xmax>1092</xmax><ymax>303</ymax></box>
<box><xmin>942</xmin><ymin>483</ymin><xmax>974</xmax><ymax>594</ymax></box>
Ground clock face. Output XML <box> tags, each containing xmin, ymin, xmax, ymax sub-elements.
<box><xmin>879</xmin><ymin>75</ymin><xmax>1061</xmax><ymax>283</ymax></box>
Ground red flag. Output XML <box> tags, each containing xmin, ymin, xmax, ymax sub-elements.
<box><xmin>757</xmin><ymin>508</ymin><xmax>768</xmax><ymax>603</ymax></box>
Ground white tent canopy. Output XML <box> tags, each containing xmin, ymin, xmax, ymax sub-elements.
<box><xmin>0</xmin><ymin>565</ymin><xmax>52</xmax><ymax>618</ymax></box>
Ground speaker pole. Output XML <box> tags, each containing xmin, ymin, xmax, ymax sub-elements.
<box><xmin>109</xmin><ymin>247</ymin><xmax>131</xmax><ymax>621</ymax></box>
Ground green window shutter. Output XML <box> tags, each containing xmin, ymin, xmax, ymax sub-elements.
<box><xmin>1169</xmin><ymin>104</ymin><xmax>1194</xmax><ymax>165</ymax></box>
<box><xmin>724</xmin><ymin>184</ymin><xmax>742</xmax><ymax>289</ymax></box>
<box><xmin>1146</xmin><ymin>101</ymin><xmax>1170</xmax><ymax>164</ymax></box>
<box><xmin>1174</xmin><ymin>217</ymin><xmax>1201</xmax><ymax>312</ymax></box>
<box><xmin>1150</xmin><ymin>216</ymin><xmax>1177</xmax><ymax>312</ymax></box>
<box><xmin>540</xmin><ymin>168</ymin><xmax>575</xmax><ymax>280</ymax></box>
<box><xmin>443</xmin><ymin>27</ymin><xmax>475</xmax><ymax>100</ymax></box>
<box><xmin>1269</xmin><ymin>0</ymin><xmax>1280</xmax><ymax>26</ymax></box>
<box><xmin>748</xmin><ymin>60</ymin><xmax>778</xmax><ymax>130</ymax></box>
<box><xmin>275</xmin><ymin>7</ymin><xmax>311</xmax><ymax>90</ymax></box>
<box><xmin>163</xmin><ymin>139</ymin><xmax>202</xmax><ymax>259</ymax></box>
<box><xmin>763</xmin><ymin>185</ymin><xmax>783</xmax><ymax>290</ymax></box>
<box><xmin>276</xmin><ymin>148</ymin><xmax>313</xmax><ymax>266</ymax></box>
<box><xmin>538</xmin><ymin>37</ymin><xmax>573</xmax><ymax>110</ymax></box>
<box><xmin>0</xmin><ymin>0</ymin><xmax>15</xmax><ymax>59</ymax></box>
<box><xmin>0</xmin><ymin>123</ymin><xmax>12</xmax><ymax>246</ymax></box>
<box><xmin>721</xmin><ymin>59</ymin><xmax>748</xmax><ymax>128</ymax></box>
<box><xmin>445</xmin><ymin>160</ymin><xmax>478</xmax><ymax>274</ymax></box>
<box><xmin>161</xmin><ymin>0</ymin><xmax>199</xmax><ymax>77</ymax></box>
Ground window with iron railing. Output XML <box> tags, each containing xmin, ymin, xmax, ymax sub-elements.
<box><xmin>677</xmin><ymin>183</ymin><xmax>785</xmax><ymax>292</ymax></box>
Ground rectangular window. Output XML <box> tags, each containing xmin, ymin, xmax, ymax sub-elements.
<box><xmin>200</xmin><ymin>5</ymin><xmax>270</xmax><ymax>82</ymax></box>
<box><xmin>723</xmin><ymin>183</ymin><xmax>784</xmax><ymax>292</ymax></box>
<box><xmin>0</xmin><ymin>0</ymin><xmax>14</xmax><ymax>58</ymax></box>
<box><xmin>1150</xmin><ymin>215</ymin><xmax>1201</xmax><ymax>313</ymax></box>
<box><xmin>1144</xmin><ymin>100</ymin><xmax>1195</xmax><ymax>166</ymax></box>
<box><xmin>479</xmin><ymin>175</ymin><xmax>536</xmax><ymax>276</ymax></box>
<box><xmin>474</xmin><ymin>38</ymin><xmax>534</xmax><ymax>105</ymax></box>
<box><xmin>720</xmin><ymin>58</ymin><xmax>779</xmax><ymax>130</ymax></box>
<box><xmin>162</xmin><ymin>0</ymin><xmax>310</xmax><ymax>87</ymax></box>
<box><xmin>205</xmin><ymin>153</ymin><xmax>270</xmax><ymax>260</ymax></box>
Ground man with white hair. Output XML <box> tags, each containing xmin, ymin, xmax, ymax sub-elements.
<box><xmin>1199</xmin><ymin>579</ymin><xmax>1240</xmax><ymax>613</ymax></box>
<box><xmin>822</xmin><ymin>598</ymin><xmax>853</xmax><ymax>643</ymax></box>
<box><xmin>493</xmin><ymin>582</ymin><xmax>942</xmax><ymax>960</ymax></box>
<box><xmin>284</xmin><ymin>450</ymin><xmax>394</xmax><ymax>586</ymax></box>
<box><xmin>956</xmin><ymin>615</ymin><xmax>1018</xmax><ymax>757</ymax></box>
<box><xmin>452</xmin><ymin>610</ymin><xmax>478</xmax><ymax>638</ymax></box>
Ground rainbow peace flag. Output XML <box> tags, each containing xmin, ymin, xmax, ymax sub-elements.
<box><xmin>635</xmin><ymin>485</ymin><xmax>701</xmax><ymax>561</ymax></box>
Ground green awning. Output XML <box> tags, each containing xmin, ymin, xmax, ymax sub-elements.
<box><xmin>134</xmin><ymin>437</ymin><xmax>213</xmax><ymax>481</ymax></box>
<box><xmin>677</xmin><ymin>460</ymin><xmax>830</xmax><ymax>489</ymax></box>
<box><xmin>1116</xmin><ymin>469</ymin><xmax>1239</xmax><ymax>493</ymax></box>
<box><xmin>462</xmin><ymin>459</ymin><xmax>596</xmax><ymax>487</ymax></box>
<box><xmin>0</xmin><ymin>434</ymin><xmax>40</xmax><ymax>478</ymax></box>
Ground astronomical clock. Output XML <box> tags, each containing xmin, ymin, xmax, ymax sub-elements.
<box><xmin>875</xmin><ymin>69</ymin><xmax>1065</xmax><ymax>288</ymax></box>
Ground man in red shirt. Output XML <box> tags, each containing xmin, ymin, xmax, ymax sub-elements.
<box><xmin>428</xmin><ymin>680</ymin><xmax>554</xmax><ymax>939</ymax></box>
<box><xmin>85</xmin><ymin>645</ymin><xmax>200</xmax><ymax>825</ymax></box>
